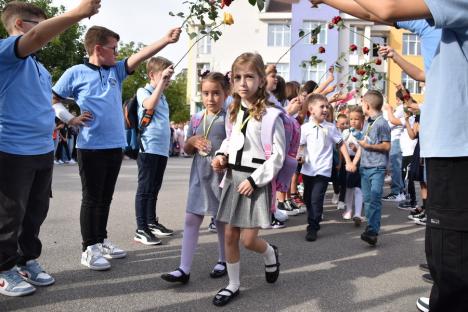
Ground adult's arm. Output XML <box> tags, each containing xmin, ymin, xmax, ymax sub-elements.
<box><xmin>353</xmin><ymin>0</ymin><xmax>432</xmax><ymax>22</ymax></box>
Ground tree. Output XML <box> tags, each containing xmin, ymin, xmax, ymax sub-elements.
<box><xmin>0</xmin><ymin>0</ymin><xmax>86</xmax><ymax>82</ymax></box>
<box><xmin>165</xmin><ymin>69</ymin><xmax>189</xmax><ymax>123</ymax></box>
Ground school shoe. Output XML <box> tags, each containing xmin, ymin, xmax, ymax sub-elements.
<box><xmin>278</xmin><ymin>201</ymin><xmax>299</xmax><ymax>216</ymax></box>
<box><xmin>265</xmin><ymin>245</ymin><xmax>280</xmax><ymax>283</ymax></box>
<box><xmin>213</xmin><ymin>288</ymin><xmax>240</xmax><ymax>306</ymax></box>
<box><xmin>416</xmin><ymin>297</ymin><xmax>430</xmax><ymax>312</ymax></box>
<box><xmin>332</xmin><ymin>193</ymin><xmax>339</xmax><ymax>205</ymax></box>
<box><xmin>398</xmin><ymin>200</ymin><xmax>417</xmax><ymax>211</ymax></box>
<box><xmin>353</xmin><ymin>216</ymin><xmax>363</xmax><ymax>227</ymax></box>
<box><xmin>101</xmin><ymin>239</ymin><xmax>127</xmax><ymax>259</ymax></box>
<box><xmin>271</xmin><ymin>217</ymin><xmax>286</xmax><ymax>229</ymax></box>
<box><xmin>148</xmin><ymin>221</ymin><xmax>174</xmax><ymax>237</ymax></box>
<box><xmin>414</xmin><ymin>214</ymin><xmax>427</xmax><ymax>226</ymax></box>
<box><xmin>382</xmin><ymin>193</ymin><xmax>405</xmax><ymax>202</ymax></box>
<box><xmin>161</xmin><ymin>268</ymin><xmax>190</xmax><ymax>284</ymax></box>
<box><xmin>337</xmin><ymin>201</ymin><xmax>346</xmax><ymax>210</ymax></box>
<box><xmin>419</xmin><ymin>263</ymin><xmax>430</xmax><ymax>272</ymax></box>
<box><xmin>0</xmin><ymin>268</ymin><xmax>36</xmax><ymax>297</ymax></box>
<box><xmin>210</xmin><ymin>262</ymin><xmax>227</xmax><ymax>278</ymax></box>
<box><xmin>17</xmin><ymin>260</ymin><xmax>55</xmax><ymax>286</ymax></box>
<box><xmin>360</xmin><ymin>230</ymin><xmax>378</xmax><ymax>246</ymax></box>
<box><xmin>81</xmin><ymin>244</ymin><xmax>111</xmax><ymax>271</ymax></box>
<box><xmin>305</xmin><ymin>229</ymin><xmax>317</xmax><ymax>242</ymax></box>
<box><xmin>134</xmin><ymin>229</ymin><xmax>162</xmax><ymax>245</ymax></box>
<box><xmin>422</xmin><ymin>273</ymin><xmax>433</xmax><ymax>284</ymax></box>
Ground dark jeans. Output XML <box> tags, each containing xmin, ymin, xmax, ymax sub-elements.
<box><xmin>78</xmin><ymin>148</ymin><xmax>122</xmax><ymax>251</ymax></box>
<box><xmin>302</xmin><ymin>174</ymin><xmax>329</xmax><ymax>232</ymax></box>
<box><xmin>0</xmin><ymin>151</ymin><xmax>53</xmax><ymax>271</ymax></box>
<box><xmin>402</xmin><ymin>155</ymin><xmax>416</xmax><ymax>205</ymax></box>
<box><xmin>425</xmin><ymin>157</ymin><xmax>468</xmax><ymax>312</ymax></box>
<box><xmin>135</xmin><ymin>153</ymin><xmax>168</xmax><ymax>230</ymax></box>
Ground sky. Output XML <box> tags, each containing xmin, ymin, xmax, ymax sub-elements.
<box><xmin>52</xmin><ymin>0</ymin><xmax>191</xmax><ymax>71</ymax></box>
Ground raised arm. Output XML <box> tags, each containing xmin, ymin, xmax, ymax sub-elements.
<box><xmin>379</xmin><ymin>46</ymin><xmax>425</xmax><ymax>82</ymax></box>
<box><xmin>126</xmin><ymin>28</ymin><xmax>181</xmax><ymax>73</ymax></box>
<box><xmin>17</xmin><ymin>0</ymin><xmax>100</xmax><ymax>58</ymax></box>
<box><xmin>353</xmin><ymin>0</ymin><xmax>432</xmax><ymax>22</ymax></box>
<box><xmin>310</xmin><ymin>0</ymin><xmax>390</xmax><ymax>24</ymax></box>
<box><xmin>384</xmin><ymin>104</ymin><xmax>403</xmax><ymax>126</ymax></box>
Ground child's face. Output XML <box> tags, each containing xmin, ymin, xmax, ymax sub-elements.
<box><xmin>201</xmin><ymin>80</ymin><xmax>226</xmax><ymax>114</ymax></box>
<box><xmin>98</xmin><ymin>37</ymin><xmax>118</xmax><ymax>66</ymax></box>
<box><xmin>308</xmin><ymin>100</ymin><xmax>328</xmax><ymax>123</ymax></box>
<box><xmin>336</xmin><ymin>117</ymin><xmax>349</xmax><ymax>131</ymax></box>
<box><xmin>265</xmin><ymin>72</ymin><xmax>277</xmax><ymax>92</ymax></box>
<box><xmin>349</xmin><ymin>112</ymin><xmax>363</xmax><ymax>130</ymax></box>
<box><xmin>232</xmin><ymin>64</ymin><xmax>264</xmax><ymax>104</ymax></box>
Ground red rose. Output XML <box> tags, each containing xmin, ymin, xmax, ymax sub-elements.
<box><xmin>356</xmin><ymin>69</ymin><xmax>366</xmax><ymax>76</ymax></box>
<box><xmin>339</xmin><ymin>83</ymin><xmax>344</xmax><ymax>88</ymax></box>
<box><xmin>372</xmin><ymin>77</ymin><xmax>378</xmax><ymax>83</ymax></box>
<box><xmin>221</xmin><ymin>0</ymin><xmax>233</xmax><ymax>8</ymax></box>
<box><xmin>351</xmin><ymin>77</ymin><xmax>358</xmax><ymax>82</ymax></box>
<box><xmin>362</xmin><ymin>47</ymin><xmax>370</xmax><ymax>55</ymax></box>
<box><xmin>332</xmin><ymin>16</ymin><xmax>342</xmax><ymax>24</ymax></box>
<box><xmin>349</xmin><ymin>44</ymin><xmax>358</xmax><ymax>52</ymax></box>
<box><xmin>318</xmin><ymin>46</ymin><xmax>325</xmax><ymax>53</ymax></box>
<box><xmin>403</xmin><ymin>94</ymin><xmax>411</xmax><ymax>101</ymax></box>
<box><xmin>375</xmin><ymin>58</ymin><xmax>382</xmax><ymax>65</ymax></box>
<box><xmin>328</xmin><ymin>22</ymin><xmax>334</xmax><ymax>29</ymax></box>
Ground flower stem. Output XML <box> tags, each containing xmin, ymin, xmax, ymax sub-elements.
<box><xmin>343</xmin><ymin>24</ymin><xmax>378</xmax><ymax>47</ymax></box>
<box><xmin>275</xmin><ymin>29</ymin><xmax>312</xmax><ymax>65</ymax></box>
<box><xmin>174</xmin><ymin>23</ymin><xmax>223</xmax><ymax>69</ymax></box>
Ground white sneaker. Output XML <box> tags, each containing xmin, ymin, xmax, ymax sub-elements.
<box><xmin>337</xmin><ymin>201</ymin><xmax>346</xmax><ymax>210</ymax></box>
<box><xmin>68</xmin><ymin>159</ymin><xmax>76</xmax><ymax>164</ymax></box>
<box><xmin>81</xmin><ymin>244</ymin><xmax>111</xmax><ymax>271</ymax></box>
<box><xmin>416</xmin><ymin>297</ymin><xmax>429</xmax><ymax>312</ymax></box>
<box><xmin>274</xmin><ymin>209</ymin><xmax>288</xmax><ymax>222</ymax></box>
<box><xmin>101</xmin><ymin>239</ymin><xmax>127</xmax><ymax>259</ymax></box>
<box><xmin>332</xmin><ymin>193</ymin><xmax>339</xmax><ymax>205</ymax></box>
<box><xmin>395</xmin><ymin>193</ymin><xmax>406</xmax><ymax>202</ymax></box>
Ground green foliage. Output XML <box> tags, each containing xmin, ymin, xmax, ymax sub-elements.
<box><xmin>0</xmin><ymin>0</ymin><xmax>86</xmax><ymax>82</ymax></box>
<box><xmin>118</xmin><ymin>41</ymin><xmax>147</xmax><ymax>102</ymax></box>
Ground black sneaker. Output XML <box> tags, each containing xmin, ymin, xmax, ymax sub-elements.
<box><xmin>271</xmin><ymin>218</ymin><xmax>286</xmax><ymax>229</ymax></box>
<box><xmin>422</xmin><ymin>273</ymin><xmax>433</xmax><ymax>284</ymax></box>
<box><xmin>305</xmin><ymin>229</ymin><xmax>317</xmax><ymax>242</ymax></box>
<box><xmin>398</xmin><ymin>200</ymin><xmax>417</xmax><ymax>211</ymax></box>
<box><xmin>360</xmin><ymin>231</ymin><xmax>377</xmax><ymax>246</ymax></box>
<box><xmin>419</xmin><ymin>263</ymin><xmax>429</xmax><ymax>272</ymax></box>
<box><xmin>148</xmin><ymin>221</ymin><xmax>174</xmax><ymax>237</ymax></box>
<box><xmin>134</xmin><ymin>229</ymin><xmax>162</xmax><ymax>245</ymax></box>
<box><xmin>278</xmin><ymin>201</ymin><xmax>299</xmax><ymax>216</ymax></box>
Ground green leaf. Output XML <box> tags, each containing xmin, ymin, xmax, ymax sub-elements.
<box><xmin>177</xmin><ymin>12</ymin><xmax>185</xmax><ymax>17</ymax></box>
<box><xmin>312</xmin><ymin>25</ymin><xmax>322</xmax><ymax>36</ymax></box>
<box><xmin>169</xmin><ymin>11</ymin><xmax>175</xmax><ymax>16</ymax></box>
<box><xmin>299</xmin><ymin>29</ymin><xmax>305</xmax><ymax>37</ymax></box>
<box><xmin>257</xmin><ymin>0</ymin><xmax>265</xmax><ymax>11</ymax></box>
<box><xmin>189</xmin><ymin>32</ymin><xmax>198</xmax><ymax>39</ymax></box>
<box><xmin>249</xmin><ymin>0</ymin><xmax>257</xmax><ymax>6</ymax></box>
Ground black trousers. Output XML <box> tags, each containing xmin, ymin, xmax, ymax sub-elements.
<box><xmin>135</xmin><ymin>153</ymin><xmax>168</xmax><ymax>230</ymax></box>
<box><xmin>425</xmin><ymin>158</ymin><xmax>468</xmax><ymax>312</ymax></box>
<box><xmin>78</xmin><ymin>148</ymin><xmax>122</xmax><ymax>251</ymax></box>
<box><xmin>0</xmin><ymin>151</ymin><xmax>53</xmax><ymax>271</ymax></box>
<box><xmin>302</xmin><ymin>174</ymin><xmax>329</xmax><ymax>232</ymax></box>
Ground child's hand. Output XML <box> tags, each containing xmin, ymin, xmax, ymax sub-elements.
<box><xmin>162</xmin><ymin>66</ymin><xmax>174</xmax><ymax>81</ymax></box>
<box><xmin>75</xmin><ymin>0</ymin><xmax>101</xmax><ymax>19</ymax></box>
<box><xmin>237</xmin><ymin>179</ymin><xmax>254</xmax><ymax>196</ymax></box>
<box><xmin>189</xmin><ymin>135</ymin><xmax>208</xmax><ymax>151</ymax></box>
<box><xmin>349</xmin><ymin>142</ymin><xmax>358</xmax><ymax>153</ymax></box>
<box><xmin>69</xmin><ymin>111</ymin><xmax>93</xmax><ymax>127</ymax></box>
<box><xmin>378</xmin><ymin>46</ymin><xmax>394</xmax><ymax>59</ymax></box>
<box><xmin>212</xmin><ymin>155</ymin><xmax>227</xmax><ymax>172</ymax></box>
<box><xmin>345</xmin><ymin>162</ymin><xmax>356</xmax><ymax>173</ymax></box>
<box><xmin>165</xmin><ymin>28</ymin><xmax>182</xmax><ymax>44</ymax></box>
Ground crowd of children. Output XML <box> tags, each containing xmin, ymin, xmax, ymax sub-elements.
<box><xmin>1</xmin><ymin>0</ymin><xmax>467</xmax><ymax>311</ymax></box>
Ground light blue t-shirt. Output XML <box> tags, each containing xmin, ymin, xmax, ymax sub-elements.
<box><xmin>0</xmin><ymin>36</ymin><xmax>54</xmax><ymax>155</ymax></box>
<box><xmin>360</xmin><ymin>114</ymin><xmax>391</xmax><ymax>168</ymax></box>
<box><xmin>53</xmin><ymin>60</ymin><xmax>129</xmax><ymax>149</ymax></box>
<box><xmin>420</xmin><ymin>0</ymin><xmax>468</xmax><ymax>157</ymax></box>
<box><xmin>396</xmin><ymin>20</ymin><xmax>442</xmax><ymax>73</ymax></box>
<box><xmin>137</xmin><ymin>84</ymin><xmax>171</xmax><ymax>157</ymax></box>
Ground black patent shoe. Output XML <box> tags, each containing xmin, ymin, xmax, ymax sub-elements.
<box><xmin>212</xmin><ymin>288</ymin><xmax>239</xmax><ymax>306</ymax></box>
<box><xmin>210</xmin><ymin>261</ymin><xmax>227</xmax><ymax>278</ymax></box>
<box><xmin>265</xmin><ymin>244</ymin><xmax>280</xmax><ymax>283</ymax></box>
<box><xmin>161</xmin><ymin>268</ymin><xmax>190</xmax><ymax>284</ymax></box>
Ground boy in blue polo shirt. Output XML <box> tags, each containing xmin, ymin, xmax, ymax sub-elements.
<box><xmin>53</xmin><ymin>25</ymin><xmax>181</xmax><ymax>271</ymax></box>
<box><xmin>0</xmin><ymin>0</ymin><xmax>101</xmax><ymax>297</ymax></box>
<box><xmin>357</xmin><ymin>90</ymin><xmax>391</xmax><ymax>246</ymax></box>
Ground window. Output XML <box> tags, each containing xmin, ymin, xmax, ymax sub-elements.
<box><xmin>402</xmin><ymin>72</ymin><xmax>422</xmax><ymax>94</ymax></box>
<box><xmin>402</xmin><ymin>34</ymin><xmax>421</xmax><ymax>56</ymax></box>
<box><xmin>268</xmin><ymin>24</ymin><xmax>290</xmax><ymax>47</ymax></box>
<box><xmin>275</xmin><ymin>63</ymin><xmax>290</xmax><ymax>81</ymax></box>
<box><xmin>302</xmin><ymin>21</ymin><xmax>327</xmax><ymax>45</ymax></box>
<box><xmin>349</xmin><ymin>26</ymin><xmax>364</xmax><ymax>54</ymax></box>
<box><xmin>197</xmin><ymin>29</ymin><xmax>212</xmax><ymax>55</ymax></box>
<box><xmin>372</xmin><ymin>73</ymin><xmax>387</xmax><ymax>96</ymax></box>
<box><xmin>302</xmin><ymin>63</ymin><xmax>326</xmax><ymax>83</ymax></box>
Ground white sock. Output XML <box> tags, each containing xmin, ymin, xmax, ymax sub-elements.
<box><xmin>218</xmin><ymin>261</ymin><xmax>240</xmax><ymax>296</ymax></box>
<box><xmin>344</xmin><ymin>188</ymin><xmax>354</xmax><ymax>214</ymax></box>
<box><xmin>168</xmin><ymin>269</ymin><xmax>183</xmax><ymax>277</ymax></box>
<box><xmin>262</xmin><ymin>244</ymin><xmax>277</xmax><ymax>273</ymax></box>
<box><xmin>354</xmin><ymin>187</ymin><xmax>363</xmax><ymax>217</ymax></box>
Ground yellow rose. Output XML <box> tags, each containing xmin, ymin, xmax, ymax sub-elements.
<box><xmin>223</xmin><ymin>12</ymin><xmax>234</xmax><ymax>25</ymax></box>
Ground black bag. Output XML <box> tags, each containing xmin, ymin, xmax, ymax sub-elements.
<box><xmin>123</xmin><ymin>88</ymin><xmax>153</xmax><ymax>153</ymax></box>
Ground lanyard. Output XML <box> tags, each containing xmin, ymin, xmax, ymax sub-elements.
<box><xmin>202</xmin><ymin>110</ymin><xmax>220</xmax><ymax>139</ymax></box>
<box><xmin>236</xmin><ymin>109</ymin><xmax>253</xmax><ymax>133</ymax></box>
<box><xmin>364</xmin><ymin>115</ymin><xmax>382</xmax><ymax>137</ymax></box>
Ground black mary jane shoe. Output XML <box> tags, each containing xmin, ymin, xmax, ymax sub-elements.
<box><xmin>161</xmin><ymin>268</ymin><xmax>190</xmax><ymax>284</ymax></box>
<box><xmin>265</xmin><ymin>244</ymin><xmax>280</xmax><ymax>283</ymax></box>
<box><xmin>209</xmin><ymin>261</ymin><xmax>227</xmax><ymax>278</ymax></box>
<box><xmin>212</xmin><ymin>288</ymin><xmax>239</xmax><ymax>306</ymax></box>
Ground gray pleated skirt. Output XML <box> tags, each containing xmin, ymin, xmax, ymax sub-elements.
<box><xmin>216</xmin><ymin>169</ymin><xmax>272</xmax><ymax>228</ymax></box>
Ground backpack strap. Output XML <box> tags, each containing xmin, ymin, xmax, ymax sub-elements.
<box><xmin>190</xmin><ymin>110</ymin><xmax>205</xmax><ymax>136</ymax></box>
<box><xmin>137</xmin><ymin>87</ymin><xmax>154</xmax><ymax>153</ymax></box>
<box><xmin>261</xmin><ymin>107</ymin><xmax>282</xmax><ymax>160</ymax></box>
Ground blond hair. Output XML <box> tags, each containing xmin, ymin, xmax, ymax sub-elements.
<box><xmin>146</xmin><ymin>56</ymin><xmax>172</xmax><ymax>75</ymax></box>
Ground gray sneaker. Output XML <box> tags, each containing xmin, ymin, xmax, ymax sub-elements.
<box><xmin>101</xmin><ymin>239</ymin><xmax>127</xmax><ymax>259</ymax></box>
<box><xmin>81</xmin><ymin>244</ymin><xmax>111</xmax><ymax>271</ymax></box>
<box><xmin>0</xmin><ymin>268</ymin><xmax>36</xmax><ymax>297</ymax></box>
<box><xmin>17</xmin><ymin>260</ymin><xmax>55</xmax><ymax>286</ymax></box>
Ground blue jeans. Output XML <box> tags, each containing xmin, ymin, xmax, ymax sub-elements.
<box><xmin>360</xmin><ymin>167</ymin><xmax>386</xmax><ymax>235</ymax></box>
<box><xmin>390</xmin><ymin>139</ymin><xmax>404</xmax><ymax>195</ymax></box>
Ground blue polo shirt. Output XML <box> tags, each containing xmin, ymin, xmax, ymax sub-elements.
<box><xmin>53</xmin><ymin>60</ymin><xmax>129</xmax><ymax>149</ymax></box>
<box><xmin>360</xmin><ymin>114</ymin><xmax>391</xmax><ymax>168</ymax></box>
<box><xmin>396</xmin><ymin>20</ymin><xmax>442</xmax><ymax>73</ymax></box>
<box><xmin>0</xmin><ymin>36</ymin><xmax>54</xmax><ymax>155</ymax></box>
<box><xmin>137</xmin><ymin>84</ymin><xmax>171</xmax><ymax>157</ymax></box>
<box><xmin>420</xmin><ymin>0</ymin><xmax>468</xmax><ymax>157</ymax></box>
